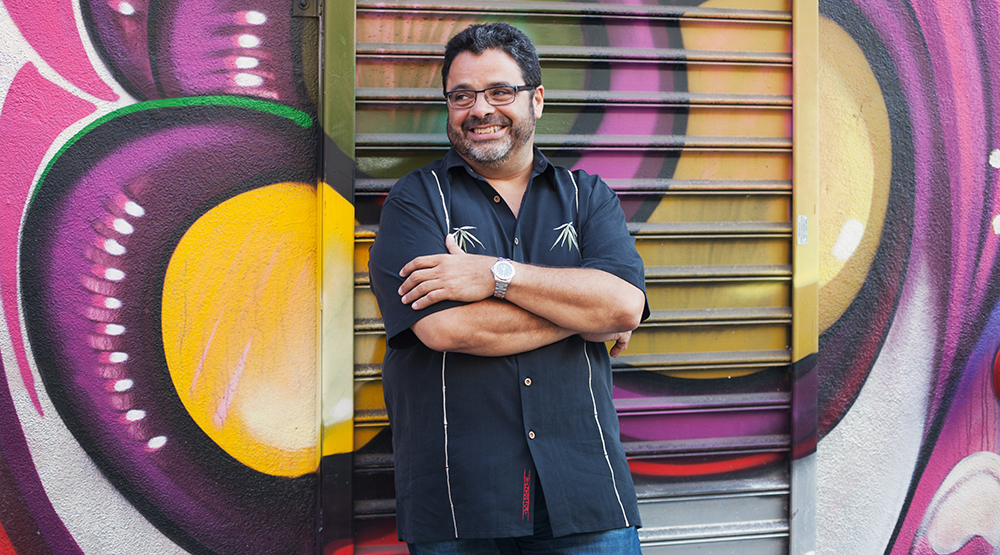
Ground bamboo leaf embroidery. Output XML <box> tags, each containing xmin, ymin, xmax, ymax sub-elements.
<box><xmin>551</xmin><ymin>222</ymin><xmax>579</xmax><ymax>251</ymax></box>
<box><xmin>450</xmin><ymin>226</ymin><xmax>485</xmax><ymax>252</ymax></box>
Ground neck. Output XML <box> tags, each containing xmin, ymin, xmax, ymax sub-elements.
<box><xmin>464</xmin><ymin>143</ymin><xmax>535</xmax><ymax>186</ymax></box>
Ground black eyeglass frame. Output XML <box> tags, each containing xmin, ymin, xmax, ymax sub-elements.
<box><xmin>444</xmin><ymin>85</ymin><xmax>537</xmax><ymax>109</ymax></box>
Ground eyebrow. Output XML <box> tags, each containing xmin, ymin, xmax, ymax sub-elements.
<box><xmin>448</xmin><ymin>81</ymin><xmax>515</xmax><ymax>91</ymax></box>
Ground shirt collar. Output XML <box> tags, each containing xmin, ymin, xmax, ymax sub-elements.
<box><xmin>444</xmin><ymin>146</ymin><xmax>556</xmax><ymax>186</ymax></box>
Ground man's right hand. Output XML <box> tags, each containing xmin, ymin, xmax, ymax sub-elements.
<box><xmin>398</xmin><ymin>234</ymin><xmax>495</xmax><ymax>310</ymax></box>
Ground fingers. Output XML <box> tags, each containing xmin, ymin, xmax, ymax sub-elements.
<box><xmin>399</xmin><ymin>266</ymin><xmax>436</xmax><ymax>303</ymax></box>
<box><xmin>400</xmin><ymin>272</ymin><xmax>445</xmax><ymax>308</ymax></box>
<box><xmin>399</xmin><ymin>234</ymin><xmax>464</xmax><ymax>278</ymax></box>
<box><xmin>397</xmin><ymin>240</ymin><xmax>493</xmax><ymax>309</ymax></box>
<box><xmin>609</xmin><ymin>331</ymin><xmax>631</xmax><ymax>358</ymax></box>
<box><xmin>399</xmin><ymin>254</ymin><xmax>440</xmax><ymax>279</ymax></box>
<box><xmin>445</xmin><ymin>233</ymin><xmax>464</xmax><ymax>255</ymax></box>
<box><xmin>609</xmin><ymin>340</ymin><xmax>625</xmax><ymax>357</ymax></box>
<box><xmin>405</xmin><ymin>284</ymin><xmax>443</xmax><ymax>310</ymax></box>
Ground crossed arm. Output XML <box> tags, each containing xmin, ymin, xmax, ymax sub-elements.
<box><xmin>401</xmin><ymin>235</ymin><xmax>646</xmax><ymax>357</ymax></box>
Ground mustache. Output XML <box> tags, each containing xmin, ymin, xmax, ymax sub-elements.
<box><xmin>463</xmin><ymin>114</ymin><xmax>511</xmax><ymax>131</ymax></box>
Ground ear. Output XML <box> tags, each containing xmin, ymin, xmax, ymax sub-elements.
<box><xmin>533</xmin><ymin>85</ymin><xmax>544</xmax><ymax>119</ymax></box>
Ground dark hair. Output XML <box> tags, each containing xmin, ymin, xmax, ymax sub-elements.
<box><xmin>442</xmin><ymin>23</ymin><xmax>541</xmax><ymax>93</ymax></box>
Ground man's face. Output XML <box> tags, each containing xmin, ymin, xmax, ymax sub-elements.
<box><xmin>445</xmin><ymin>49</ymin><xmax>544</xmax><ymax>168</ymax></box>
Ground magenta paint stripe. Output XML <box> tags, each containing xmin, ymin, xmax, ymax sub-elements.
<box><xmin>0</xmin><ymin>358</ymin><xmax>84</xmax><ymax>554</ymax></box>
<box><xmin>898</xmin><ymin>3</ymin><xmax>1000</xmax><ymax>549</ymax></box>
<box><xmin>972</xmin><ymin>0</ymin><xmax>1000</xmax><ymax>295</ymax></box>
<box><xmin>574</xmin><ymin>0</ymin><xmax>659</xmax><ymax>178</ymax></box>
<box><xmin>851</xmin><ymin>2</ymin><xmax>1000</xmax><ymax>551</ymax></box>
<box><xmin>848</xmin><ymin>3</ymin><xmax>939</xmax><ymax>552</ymax></box>
<box><xmin>0</xmin><ymin>64</ymin><xmax>95</xmax><ymax>416</ymax></box>
<box><xmin>911</xmin><ymin>0</ymin><xmax>984</xmax><ymax>380</ymax></box>
<box><xmin>5</xmin><ymin>0</ymin><xmax>117</xmax><ymax>101</ymax></box>
<box><xmin>853</xmin><ymin>0</ymin><xmax>953</xmax><ymax>426</ymax></box>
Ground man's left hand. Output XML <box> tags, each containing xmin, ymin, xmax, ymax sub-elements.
<box><xmin>580</xmin><ymin>330</ymin><xmax>632</xmax><ymax>358</ymax></box>
<box><xmin>399</xmin><ymin>234</ymin><xmax>495</xmax><ymax>309</ymax></box>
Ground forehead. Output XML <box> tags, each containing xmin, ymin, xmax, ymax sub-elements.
<box><xmin>446</xmin><ymin>49</ymin><xmax>522</xmax><ymax>90</ymax></box>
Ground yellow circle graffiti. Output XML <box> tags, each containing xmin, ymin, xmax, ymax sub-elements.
<box><xmin>818</xmin><ymin>15</ymin><xmax>892</xmax><ymax>332</ymax></box>
<box><xmin>162</xmin><ymin>182</ymin><xmax>318</xmax><ymax>477</ymax></box>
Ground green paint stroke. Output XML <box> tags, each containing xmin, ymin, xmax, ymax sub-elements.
<box><xmin>34</xmin><ymin>96</ymin><xmax>314</xmax><ymax>199</ymax></box>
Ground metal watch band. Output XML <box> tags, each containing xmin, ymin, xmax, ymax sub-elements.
<box><xmin>492</xmin><ymin>258</ymin><xmax>514</xmax><ymax>299</ymax></box>
<box><xmin>494</xmin><ymin>279</ymin><xmax>509</xmax><ymax>298</ymax></box>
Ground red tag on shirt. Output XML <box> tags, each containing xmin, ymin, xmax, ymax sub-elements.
<box><xmin>522</xmin><ymin>469</ymin><xmax>531</xmax><ymax>520</ymax></box>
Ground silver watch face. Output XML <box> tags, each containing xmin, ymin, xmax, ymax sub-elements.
<box><xmin>493</xmin><ymin>259</ymin><xmax>515</xmax><ymax>281</ymax></box>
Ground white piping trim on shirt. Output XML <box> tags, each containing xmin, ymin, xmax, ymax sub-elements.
<box><xmin>567</xmin><ymin>169</ymin><xmax>579</xmax><ymax>214</ymax></box>
<box><xmin>431</xmin><ymin>170</ymin><xmax>451</xmax><ymax>236</ymax></box>
<box><xmin>584</xmin><ymin>345</ymin><xmax>630</xmax><ymax>527</ymax></box>
<box><xmin>432</xmin><ymin>170</ymin><xmax>458</xmax><ymax>535</ymax></box>
<box><xmin>441</xmin><ymin>352</ymin><xmax>459</xmax><ymax>537</ymax></box>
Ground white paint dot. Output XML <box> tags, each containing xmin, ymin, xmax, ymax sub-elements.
<box><xmin>235</xmin><ymin>56</ymin><xmax>259</xmax><ymax>69</ymax></box>
<box><xmin>114</xmin><ymin>379</ymin><xmax>134</xmax><ymax>391</ymax></box>
<box><xmin>245</xmin><ymin>11</ymin><xmax>266</xmax><ymax>24</ymax></box>
<box><xmin>126</xmin><ymin>409</ymin><xmax>146</xmax><ymax>421</ymax></box>
<box><xmin>103</xmin><ymin>238</ymin><xmax>125</xmax><ymax>255</ymax></box>
<box><xmin>104</xmin><ymin>297</ymin><xmax>123</xmax><ymax>309</ymax></box>
<box><xmin>992</xmin><ymin>215</ymin><xmax>1000</xmax><ymax>235</ymax></box>
<box><xmin>104</xmin><ymin>324</ymin><xmax>126</xmax><ymax>336</ymax></box>
<box><xmin>112</xmin><ymin>218</ymin><xmax>134</xmax><ymax>235</ymax></box>
<box><xmin>104</xmin><ymin>268</ymin><xmax>125</xmax><ymax>281</ymax></box>
<box><xmin>124</xmin><ymin>201</ymin><xmax>145</xmax><ymax>217</ymax></box>
<box><xmin>147</xmin><ymin>436</ymin><xmax>167</xmax><ymax>450</ymax></box>
<box><xmin>109</xmin><ymin>352</ymin><xmax>129</xmax><ymax>364</ymax></box>
<box><xmin>990</xmin><ymin>149</ymin><xmax>1000</xmax><ymax>169</ymax></box>
<box><xmin>237</xmin><ymin>34</ymin><xmax>260</xmax><ymax>48</ymax></box>
<box><xmin>116</xmin><ymin>1</ymin><xmax>135</xmax><ymax>15</ymax></box>
<box><xmin>326</xmin><ymin>397</ymin><xmax>354</xmax><ymax>424</ymax></box>
<box><xmin>234</xmin><ymin>73</ymin><xmax>264</xmax><ymax>87</ymax></box>
<box><xmin>832</xmin><ymin>219</ymin><xmax>865</xmax><ymax>261</ymax></box>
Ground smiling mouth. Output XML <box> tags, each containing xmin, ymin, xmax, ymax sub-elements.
<box><xmin>470</xmin><ymin>125</ymin><xmax>504</xmax><ymax>135</ymax></box>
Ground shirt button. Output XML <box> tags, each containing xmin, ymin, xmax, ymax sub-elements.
<box><xmin>514</xmin><ymin>238</ymin><xmax>519</xmax><ymax>245</ymax></box>
<box><xmin>528</xmin><ymin>431</ymin><xmax>536</xmax><ymax>439</ymax></box>
<box><xmin>524</xmin><ymin>377</ymin><xmax>532</xmax><ymax>386</ymax></box>
<box><xmin>494</xmin><ymin>195</ymin><xmax>501</xmax><ymax>203</ymax></box>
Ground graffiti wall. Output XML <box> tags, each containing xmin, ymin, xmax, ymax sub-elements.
<box><xmin>0</xmin><ymin>0</ymin><xmax>352</xmax><ymax>553</ymax></box>
<box><xmin>6</xmin><ymin>0</ymin><xmax>998</xmax><ymax>553</ymax></box>
<box><xmin>817</xmin><ymin>0</ymin><xmax>1000</xmax><ymax>553</ymax></box>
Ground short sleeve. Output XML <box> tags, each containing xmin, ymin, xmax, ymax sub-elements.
<box><xmin>368</xmin><ymin>174</ymin><xmax>467</xmax><ymax>349</ymax></box>
<box><xmin>575</xmin><ymin>171</ymin><xmax>650</xmax><ymax>321</ymax></box>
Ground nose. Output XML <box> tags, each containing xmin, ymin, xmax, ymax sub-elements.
<box><xmin>468</xmin><ymin>91</ymin><xmax>496</xmax><ymax>118</ymax></box>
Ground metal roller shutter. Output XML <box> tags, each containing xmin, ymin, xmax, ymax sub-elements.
<box><xmin>346</xmin><ymin>1</ymin><xmax>814</xmax><ymax>552</ymax></box>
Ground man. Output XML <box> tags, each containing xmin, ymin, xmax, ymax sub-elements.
<box><xmin>368</xmin><ymin>22</ymin><xmax>648</xmax><ymax>554</ymax></box>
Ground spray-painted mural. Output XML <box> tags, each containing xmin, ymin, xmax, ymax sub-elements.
<box><xmin>9</xmin><ymin>0</ymin><xmax>998</xmax><ymax>553</ymax></box>
<box><xmin>0</xmin><ymin>0</ymin><xmax>357</xmax><ymax>553</ymax></box>
<box><xmin>817</xmin><ymin>0</ymin><xmax>1000</xmax><ymax>553</ymax></box>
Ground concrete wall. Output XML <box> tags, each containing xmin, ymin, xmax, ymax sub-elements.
<box><xmin>817</xmin><ymin>1</ymin><xmax>1000</xmax><ymax>553</ymax></box>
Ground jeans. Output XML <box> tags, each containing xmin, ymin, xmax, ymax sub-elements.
<box><xmin>406</xmin><ymin>526</ymin><xmax>642</xmax><ymax>555</ymax></box>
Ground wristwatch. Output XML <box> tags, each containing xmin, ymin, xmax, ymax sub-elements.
<box><xmin>491</xmin><ymin>258</ymin><xmax>515</xmax><ymax>299</ymax></box>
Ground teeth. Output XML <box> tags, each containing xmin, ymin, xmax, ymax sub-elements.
<box><xmin>472</xmin><ymin>125</ymin><xmax>502</xmax><ymax>134</ymax></box>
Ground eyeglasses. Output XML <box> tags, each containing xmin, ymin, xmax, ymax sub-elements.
<box><xmin>444</xmin><ymin>85</ymin><xmax>536</xmax><ymax>109</ymax></box>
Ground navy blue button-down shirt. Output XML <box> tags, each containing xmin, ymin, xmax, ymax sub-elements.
<box><xmin>368</xmin><ymin>147</ymin><xmax>648</xmax><ymax>543</ymax></box>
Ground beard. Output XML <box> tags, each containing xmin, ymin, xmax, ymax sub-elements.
<box><xmin>447</xmin><ymin>101</ymin><xmax>535</xmax><ymax>167</ymax></box>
